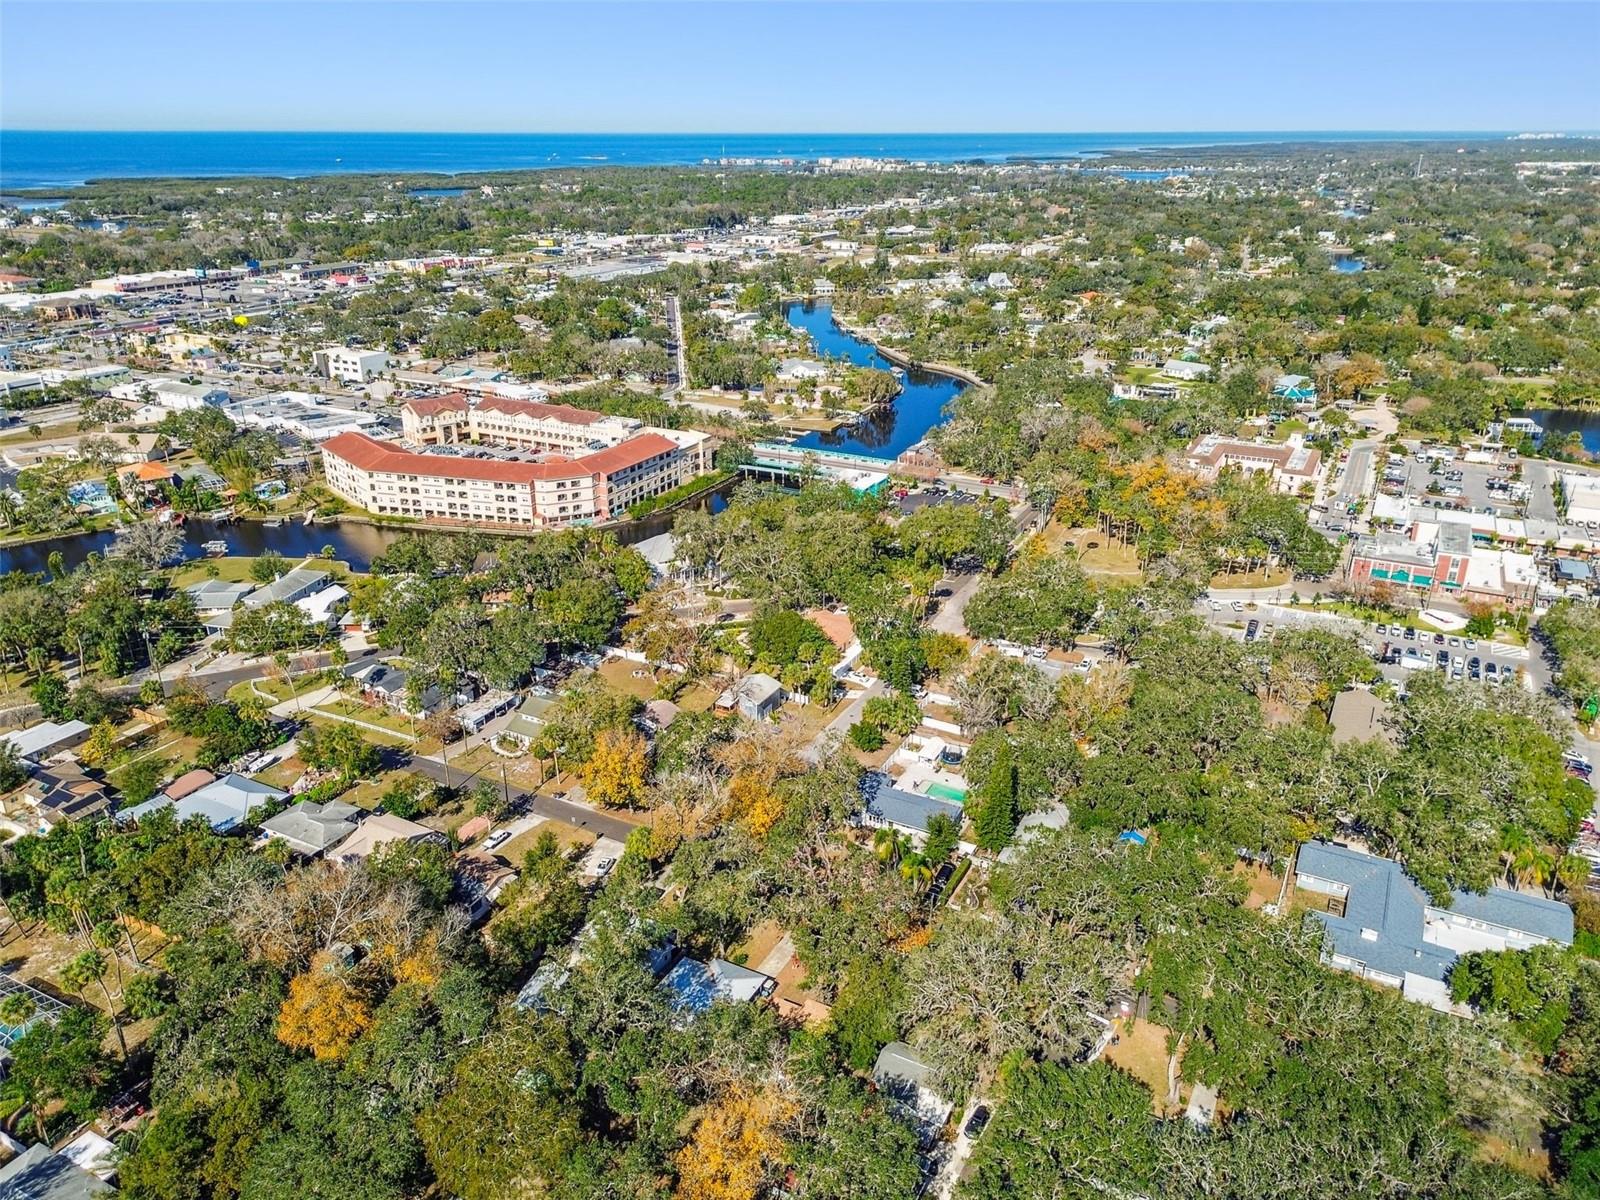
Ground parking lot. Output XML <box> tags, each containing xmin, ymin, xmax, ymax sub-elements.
<box><xmin>1199</xmin><ymin>599</ymin><xmax>1533</xmax><ymax>689</ymax></box>
<box><xmin>1382</xmin><ymin>454</ymin><xmax>1527</xmax><ymax>518</ymax></box>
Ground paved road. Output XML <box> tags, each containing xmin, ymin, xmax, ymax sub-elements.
<box><xmin>405</xmin><ymin>753</ymin><xmax>640</xmax><ymax>843</ymax></box>
<box><xmin>1334</xmin><ymin>442</ymin><xmax>1376</xmax><ymax>509</ymax></box>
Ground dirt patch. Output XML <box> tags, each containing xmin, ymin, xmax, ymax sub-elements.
<box><xmin>1103</xmin><ymin>1018</ymin><xmax>1185</xmax><ymax>1116</ymax></box>
<box><xmin>1233</xmin><ymin>862</ymin><xmax>1284</xmax><ymax>910</ymax></box>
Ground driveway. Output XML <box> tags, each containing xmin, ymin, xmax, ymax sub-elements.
<box><xmin>929</xmin><ymin>572</ymin><xmax>982</xmax><ymax>637</ymax></box>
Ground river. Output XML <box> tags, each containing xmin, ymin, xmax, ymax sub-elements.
<box><xmin>1</xmin><ymin>306</ymin><xmax>944</xmax><ymax>574</ymax></box>
<box><xmin>1516</xmin><ymin>410</ymin><xmax>1600</xmax><ymax>455</ymax></box>
<box><xmin>0</xmin><ymin>488</ymin><xmax>729</xmax><ymax>577</ymax></box>
<box><xmin>783</xmin><ymin>301</ymin><xmax>967</xmax><ymax>460</ymax></box>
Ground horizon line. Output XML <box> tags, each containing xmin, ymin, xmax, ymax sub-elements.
<box><xmin>2</xmin><ymin>127</ymin><xmax>1564</xmax><ymax>137</ymax></box>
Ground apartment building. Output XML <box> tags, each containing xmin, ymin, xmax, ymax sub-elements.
<box><xmin>400</xmin><ymin>394</ymin><xmax>641</xmax><ymax>453</ymax></box>
<box><xmin>320</xmin><ymin>427</ymin><xmax>710</xmax><ymax>528</ymax></box>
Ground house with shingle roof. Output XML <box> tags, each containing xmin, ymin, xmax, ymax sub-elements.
<box><xmin>1294</xmin><ymin>840</ymin><xmax>1574</xmax><ymax>1010</ymax></box>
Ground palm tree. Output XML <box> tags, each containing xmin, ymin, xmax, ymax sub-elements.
<box><xmin>62</xmin><ymin>950</ymin><xmax>125</xmax><ymax>1058</ymax></box>
<box><xmin>1499</xmin><ymin>825</ymin><xmax>1533</xmax><ymax>887</ymax></box>
<box><xmin>899</xmin><ymin>852</ymin><xmax>935</xmax><ymax>888</ymax></box>
<box><xmin>1513</xmin><ymin>844</ymin><xmax>1556</xmax><ymax>895</ymax></box>
<box><xmin>1556</xmin><ymin>853</ymin><xmax>1593</xmax><ymax>899</ymax></box>
<box><xmin>873</xmin><ymin>827</ymin><xmax>910</xmax><ymax>866</ymax></box>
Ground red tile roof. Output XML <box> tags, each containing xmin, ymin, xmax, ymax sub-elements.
<box><xmin>322</xmin><ymin>431</ymin><xmax>680</xmax><ymax>485</ymax></box>
<box><xmin>580</xmin><ymin>433</ymin><xmax>678</xmax><ymax>475</ymax></box>
<box><xmin>476</xmin><ymin>396</ymin><xmax>609</xmax><ymax>425</ymax></box>
<box><xmin>403</xmin><ymin>393</ymin><xmax>471</xmax><ymax>417</ymax></box>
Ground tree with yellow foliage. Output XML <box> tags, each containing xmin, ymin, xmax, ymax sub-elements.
<box><xmin>579</xmin><ymin>726</ymin><xmax>650</xmax><ymax>808</ymax></box>
<box><xmin>726</xmin><ymin>770</ymin><xmax>784</xmax><ymax>839</ymax></box>
<box><xmin>276</xmin><ymin>952</ymin><xmax>372</xmax><ymax>1061</ymax></box>
<box><xmin>674</xmin><ymin>1083</ymin><xmax>797</xmax><ymax>1200</ymax></box>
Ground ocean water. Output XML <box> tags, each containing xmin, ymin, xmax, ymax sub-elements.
<box><xmin>0</xmin><ymin>130</ymin><xmax>1506</xmax><ymax>190</ymax></box>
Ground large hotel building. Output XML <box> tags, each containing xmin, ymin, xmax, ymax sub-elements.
<box><xmin>319</xmin><ymin>394</ymin><xmax>713</xmax><ymax>528</ymax></box>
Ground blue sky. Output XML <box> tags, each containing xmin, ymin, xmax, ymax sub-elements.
<box><xmin>2</xmin><ymin>1</ymin><xmax>1596</xmax><ymax>132</ymax></box>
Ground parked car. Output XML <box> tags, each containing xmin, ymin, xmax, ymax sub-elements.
<box><xmin>1245</xmin><ymin>620</ymin><xmax>1260</xmax><ymax>642</ymax></box>
<box><xmin>1436</xmin><ymin>650</ymin><xmax>1449</xmax><ymax>668</ymax></box>
<box><xmin>483</xmin><ymin>830</ymin><xmax>512</xmax><ymax>852</ymax></box>
<box><xmin>964</xmin><ymin>1106</ymin><xmax>992</xmax><ymax>1139</ymax></box>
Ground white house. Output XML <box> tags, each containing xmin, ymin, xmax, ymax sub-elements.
<box><xmin>1162</xmin><ymin>359</ymin><xmax>1212</xmax><ymax>381</ymax></box>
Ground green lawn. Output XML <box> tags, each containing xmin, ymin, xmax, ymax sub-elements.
<box><xmin>171</xmin><ymin>555</ymin><xmax>352</xmax><ymax>588</ymax></box>
<box><xmin>307</xmin><ymin>699</ymin><xmax>417</xmax><ymax>742</ymax></box>
<box><xmin>228</xmin><ymin>674</ymin><xmax>330</xmax><ymax>705</ymax></box>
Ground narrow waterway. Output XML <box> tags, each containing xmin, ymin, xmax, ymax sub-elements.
<box><xmin>0</xmin><ymin>486</ymin><xmax>730</xmax><ymax>576</ymax></box>
<box><xmin>784</xmin><ymin>301</ymin><xmax>967</xmax><ymax>460</ymax></box>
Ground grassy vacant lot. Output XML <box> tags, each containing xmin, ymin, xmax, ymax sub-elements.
<box><xmin>0</xmin><ymin>420</ymin><xmax>80</xmax><ymax>445</ymax></box>
<box><xmin>171</xmin><ymin>556</ymin><xmax>266</xmax><ymax>587</ymax></box>
<box><xmin>308</xmin><ymin>698</ymin><xmax>416</xmax><ymax>741</ymax></box>
<box><xmin>1210</xmin><ymin>566</ymin><xmax>1293</xmax><ymax>589</ymax></box>
<box><xmin>1037</xmin><ymin>523</ymin><xmax>1142</xmax><ymax>579</ymax></box>
<box><xmin>304</xmin><ymin>706</ymin><xmax>413</xmax><ymax>747</ymax></box>
<box><xmin>498</xmin><ymin>818</ymin><xmax>596</xmax><ymax>866</ymax></box>
<box><xmin>597</xmin><ymin>657</ymin><xmax>667</xmax><ymax>701</ymax></box>
<box><xmin>104</xmin><ymin>732</ymin><xmax>205</xmax><ymax>790</ymax></box>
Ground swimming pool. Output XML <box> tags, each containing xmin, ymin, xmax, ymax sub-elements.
<box><xmin>926</xmin><ymin>782</ymin><xmax>968</xmax><ymax>804</ymax></box>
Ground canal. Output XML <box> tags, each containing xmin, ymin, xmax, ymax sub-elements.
<box><xmin>784</xmin><ymin>301</ymin><xmax>967</xmax><ymax>460</ymax></box>
<box><xmin>0</xmin><ymin>487</ymin><xmax>730</xmax><ymax>576</ymax></box>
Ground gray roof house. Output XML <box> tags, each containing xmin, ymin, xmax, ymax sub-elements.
<box><xmin>185</xmin><ymin>578</ymin><xmax>256</xmax><ymax>613</ymax></box>
<box><xmin>857</xmin><ymin>771</ymin><xmax>964</xmax><ymax>841</ymax></box>
<box><xmin>1294</xmin><ymin>840</ymin><xmax>1574</xmax><ymax>1010</ymax></box>
<box><xmin>872</xmin><ymin>1041</ymin><xmax>952</xmax><ymax>1145</ymax></box>
<box><xmin>716</xmin><ymin>672</ymin><xmax>784</xmax><ymax>721</ymax></box>
<box><xmin>662</xmin><ymin>956</ymin><xmax>775</xmax><ymax>1019</ymax></box>
<box><xmin>260</xmin><ymin>799</ymin><xmax>362</xmax><ymax>856</ymax></box>
<box><xmin>504</xmin><ymin>692</ymin><xmax>556</xmax><ymax>746</ymax></box>
<box><xmin>119</xmin><ymin>773</ymin><xmax>288</xmax><ymax>833</ymax></box>
<box><xmin>241</xmin><ymin>566</ymin><xmax>330</xmax><ymax>609</ymax></box>
<box><xmin>0</xmin><ymin>719</ymin><xmax>90</xmax><ymax>764</ymax></box>
<box><xmin>0</xmin><ymin>1143</ymin><xmax>113</xmax><ymax>1200</ymax></box>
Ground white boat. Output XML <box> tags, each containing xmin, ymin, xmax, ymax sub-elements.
<box><xmin>202</xmin><ymin>539</ymin><xmax>228</xmax><ymax>556</ymax></box>
<box><xmin>890</xmin><ymin>366</ymin><xmax>906</xmax><ymax>379</ymax></box>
